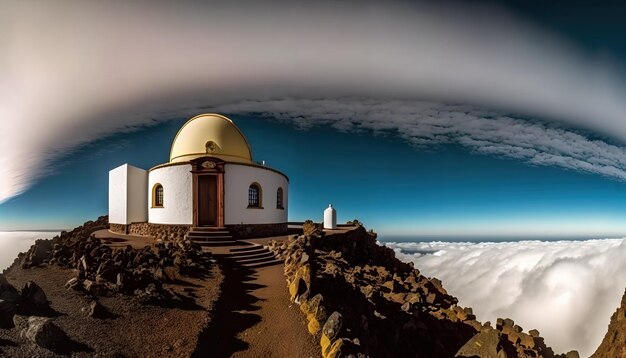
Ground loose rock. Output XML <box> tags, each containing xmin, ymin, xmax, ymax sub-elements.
<box><xmin>24</xmin><ymin>316</ymin><xmax>69</xmax><ymax>350</ymax></box>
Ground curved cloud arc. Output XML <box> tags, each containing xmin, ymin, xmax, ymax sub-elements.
<box><xmin>3</xmin><ymin>0</ymin><xmax>626</xmax><ymax>202</ymax></box>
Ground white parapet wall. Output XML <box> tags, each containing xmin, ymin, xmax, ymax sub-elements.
<box><xmin>148</xmin><ymin>164</ymin><xmax>193</xmax><ymax>225</ymax></box>
<box><xmin>224</xmin><ymin>164</ymin><xmax>288</xmax><ymax>225</ymax></box>
<box><xmin>108</xmin><ymin>164</ymin><xmax>148</xmax><ymax>225</ymax></box>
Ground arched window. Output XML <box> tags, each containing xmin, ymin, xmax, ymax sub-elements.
<box><xmin>152</xmin><ymin>184</ymin><xmax>164</xmax><ymax>208</ymax></box>
<box><xmin>248</xmin><ymin>183</ymin><xmax>262</xmax><ymax>208</ymax></box>
<box><xmin>276</xmin><ymin>187</ymin><xmax>284</xmax><ymax>209</ymax></box>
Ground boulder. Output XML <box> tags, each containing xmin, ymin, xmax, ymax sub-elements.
<box><xmin>455</xmin><ymin>328</ymin><xmax>502</xmax><ymax>358</ymax></box>
<box><xmin>519</xmin><ymin>332</ymin><xmax>535</xmax><ymax>349</ymax></box>
<box><xmin>20</xmin><ymin>281</ymin><xmax>48</xmax><ymax>307</ymax></box>
<box><xmin>325</xmin><ymin>338</ymin><xmax>346</xmax><ymax>358</ymax></box>
<box><xmin>288</xmin><ymin>265</ymin><xmax>311</xmax><ymax>303</ymax></box>
<box><xmin>23</xmin><ymin>317</ymin><xmax>69</xmax><ymax>350</ymax></box>
<box><xmin>0</xmin><ymin>299</ymin><xmax>16</xmax><ymax>328</ymax></box>
<box><xmin>88</xmin><ymin>300</ymin><xmax>108</xmax><ymax>319</ymax></box>
<box><xmin>0</xmin><ymin>275</ymin><xmax>20</xmax><ymax>303</ymax></box>
<box><xmin>303</xmin><ymin>294</ymin><xmax>327</xmax><ymax>335</ymax></box>
<box><xmin>21</xmin><ymin>240</ymin><xmax>52</xmax><ymax>268</ymax></box>
<box><xmin>321</xmin><ymin>311</ymin><xmax>343</xmax><ymax>356</ymax></box>
<box><xmin>384</xmin><ymin>292</ymin><xmax>406</xmax><ymax>305</ymax></box>
<box><xmin>507</xmin><ymin>331</ymin><xmax>521</xmax><ymax>345</ymax></box>
<box><xmin>529</xmin><ymin>329</ymin><xmax>540</xmax><ymax>338</ymax></box>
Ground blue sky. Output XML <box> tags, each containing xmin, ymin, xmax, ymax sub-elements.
<box><xmin>4</xmin><ymin>1</ymin><xmax>626</xmax><ymax>238</ymax></box>
<box><xmin>3</xmin><ymin>114</ymin><xmax>626</xmax><ymax>239</ymax></box>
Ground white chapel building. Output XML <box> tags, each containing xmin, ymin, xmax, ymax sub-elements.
<box><xmin>108</xmin><ymin>113</ymin><xmax>289</xmax><ymax>239</ymax></box>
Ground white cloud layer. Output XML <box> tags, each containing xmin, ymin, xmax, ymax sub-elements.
<box><xmin>0</xmin><ymin>231</ymin><xmax>59</xmax><ymax>271</ymax></box>
<box><xmin>385</xmin><ymin>239</ymin><xmax>626</xmax><ymax>357</ymax></box>
<box><xmin>4</xmin><ymin>0</ymin><xmax>626</xmax><ymax>202</ymax></box>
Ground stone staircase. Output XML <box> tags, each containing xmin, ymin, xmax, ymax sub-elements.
<box><xmin>186</xmin><ymin>227</ymin><xmax>239</xmax><ymax>247</ymax></box>
<box><xmin>225</xmin><ymin>244</ymin><xmax>282</xmax><ymax>268</ymax></box>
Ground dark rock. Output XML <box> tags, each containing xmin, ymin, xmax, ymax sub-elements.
<box><xmin>401</xmin><ymin>302</ymin><xmax>412</xmax><ymax>313</ymax></box>
<box><xmin>21</xmin><ymin>240</ymin><xmax>53</xmax><ymax>268</ymax></box>
<box><xmin>0</xmin><ymin>275</ymin><xmax>20</xmax><ymax>303</ymax></box>
<box><xmin>24</xmin><ymin>317</ymin><xmax>69</xmax><ymax>350</ymax></box>
<box><xmin>116</xmin><ymin>272</ymin><xmax>127</xmax><ymax>291</ymax></box>
<box><xmin>79</xmin><ymin>255</ymin><xmax>89</xmax><ymax>271</ymax></box>
<box><xmin>300</xmin><ymin>252</ymin><xmax>310</xmax><ymax>264</ymax></box>
<box><xmin>65</xmin><ymin>278</ymin><xmax>81</xmax><ymax>290</ymax></box>
<box><xmin>83</xmin><ymin>279</ymin><xmax>99</xmax><ymax>295</ymax></box>
<box><xmin>322</xmin><ymin>311</ymin><xmax>343</xmax><ymax>342</ymax></box>
<box><xmin>455</xmin><ymin>328</ymin><xmax>502</xmax><ymax>357</ymax></box>
<box><xmin>88</xmin><ymin>300</ymin><xmax>108</xmax><ymax>319</ymax></box>
<box><xmin>0</xmin><ymin>299</ymin><xmax>16</xmax><ymax>328</ymax></box>
<box><xmin>20</xmin><ymin>281</ymin><xmax>48</xmax><ymax>307</ymax></box>
<box><xmin>529</xmin><ymin>329</ymin><xmax>540</xmax><ymax>338</ymax></box>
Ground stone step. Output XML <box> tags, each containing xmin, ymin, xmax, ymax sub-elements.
<box><xmin>189</xmin><ymin>230</ymin><xmax>230</xmax><ymax>235</ymax></box>
<box><xmin>188</xmin><ymin>231</ymin><xmax>232</xmax><ymax>237</ymax></box>
<box><xmin>192</xmin><ymin>226</ymin><xmax>228</xmax><ymax>231</ymax></box>
<box><xmin>228</xmin><ymin>246</ymin><xmax>267</xmax><ymax>256</ymax></box>
<box><xmin>192</xmin><ymin>240</ymin><xmax>239</xmax><ymax>247</ymax></box>
<box><xmin>228</xmin><ymin>250</ymin><xmax>275</xmax><ymax>261</ymax></box>
<box><xmin>241</xmin><ymin>258</ymin><xmax>283</xmax><ymax>269</ymax></box>
<box><xmin>232</xmin><ymin>254</ymin><xmax>279</xmax><ymax>265</ymax></box>
<box><xmin>230</xmin><ymin>244</ymin><xmax>263</xmax><ymax>253</ymax></box>
<box><xmin>187</xmin><ymin>235</ymin><xmax>233</xmax><ymax>240</ymax></box>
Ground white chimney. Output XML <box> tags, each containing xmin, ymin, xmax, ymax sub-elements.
<box><xmin>324</xmin><ymin>204</ymin><xmax>337</xmax><ymax>229</ymax></box>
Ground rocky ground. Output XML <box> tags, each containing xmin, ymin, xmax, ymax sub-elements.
<box><xmin>0</xmin><ymin>216</ymin><xmax>222</xmax><ymax>357</ymax></box>
<box><xmin>268</xmin><ymin>221</ymin><xmax>582</xmax><ymax>358</ymax></box>
<box><xmin>591</xmin><ymin>289</ymin><xmax>626</xmax><ymax>358</ymax></box>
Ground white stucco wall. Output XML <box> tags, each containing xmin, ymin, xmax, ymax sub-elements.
<box><xmin>148</xmin><ymin>164</ymin><xmax>193</xmax><ymax>225</ymax></box>
<box><xmin>127</xmin><ymin>165</ymin><xmax>148</xmax><ymax>223</ymax></box>
<box><xmin>108</xmin><ymin>164</ymin><xmax>147</xmax><ymax>224</ymax></box>
<box><xmin>224</xmin><ymin>164</ymin><xmax>288</xmax><ymax>225</ymax></box>
<box><xmin>109</xmin><ymin>165</ymin><xmax>128</xmax><ymax>224</ymax></box>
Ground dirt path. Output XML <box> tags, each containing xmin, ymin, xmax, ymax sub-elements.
<box><xmin>194</xmin><ymin>263</ymin><xmax>319</xmax><ymax>358</ymax></box>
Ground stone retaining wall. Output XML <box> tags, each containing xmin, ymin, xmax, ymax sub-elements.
<box><xmin>109</xmin><ymin>222</ymin><xmax>190</xmax><ymax>242</ymax></box>
<box><xmin>109</xmin><ymin>224</ymin><xmax>126</xmax><ymax>234</ymax></box>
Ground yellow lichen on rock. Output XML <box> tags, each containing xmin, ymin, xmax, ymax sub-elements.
<box><xmin>325</xmin><ymin>339</ymin><xmax>345</xmax><ymax>358</ymax></box>
<box><xmin>320</xmin><ymin>334</ymin><xmax>332</xmax><ymax>357</ymax></box>
<box><xmin>288</xmin><ymin>265</ymin><xmax>311</xmax><ymax>302</ymax></box>
<box><xmin>308</xmin><ymin>316</ymin><xmax>321</xmax><ymax>335</ymax></box>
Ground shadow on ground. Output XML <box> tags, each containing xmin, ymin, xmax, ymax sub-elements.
<box><xmin>0</xmin><ymin>338</ymin><xmax>17</xmax><ymax>347</ymax></box>
<box><xmin>192</xmin><ymin>261</ymin><xmax>266</xmax><ymax>358</ymax></box>
<box><xmin>51</xmin><ymin>338</ymin><xmax>94</xmax><ymax>355</ymax></box>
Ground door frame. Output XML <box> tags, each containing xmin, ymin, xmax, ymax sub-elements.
<box><xmin>191</xmin><ymin>157</ymin><xmax>225</xmax><ymax>227</ymax></box>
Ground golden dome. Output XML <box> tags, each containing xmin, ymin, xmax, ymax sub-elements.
<box><xmin>169</xmin><ymin>114</ymin><xmax>253</xmax><ymax>164</ymax></box>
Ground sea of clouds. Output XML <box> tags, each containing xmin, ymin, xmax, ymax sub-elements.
<box><xmin>0</xmin><ymin>232</ymin><xmax>58</xmax><ymax>272</ymax></box>
<box><xmin>383</xmin><ymin>238</ymin><xmax>626</xmax><ymax>357</ymax></box>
